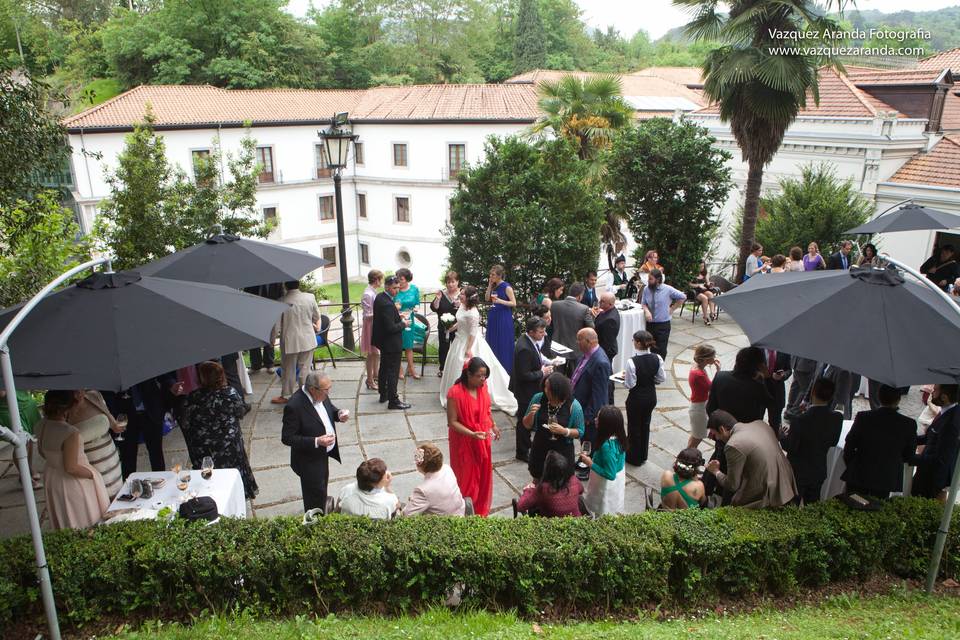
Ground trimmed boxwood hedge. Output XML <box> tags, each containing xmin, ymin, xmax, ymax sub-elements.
<box><xmin>0</xmin><ymin>498</ymin><xmax>957</xmax><ymax>629</ymax></box>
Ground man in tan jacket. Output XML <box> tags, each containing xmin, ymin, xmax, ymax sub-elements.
<box><xmin>272</xmin><ymin>280</ymin><xmax>321</xmax><ymax>404</ymax></box>
<box><xmin>705</xmin><ymin>410</ymin><xmax>797</xmax><ymax>508</ymax></box>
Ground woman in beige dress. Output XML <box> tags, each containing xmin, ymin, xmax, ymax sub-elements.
<box><xmin>66</xmin><ymin>390</ymin><xmax>124</xmax><ymax>498</ymax></box>
<box><xmin>37</xmin><ymin>390</ymin><xmax>109</xmax><ymax>530</ymax></box>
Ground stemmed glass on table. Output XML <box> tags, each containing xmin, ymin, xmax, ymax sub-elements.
<box><xmin>201</xmin><ymin>456</ymin><xmax>214</xmax><ymax>480</ymax></box>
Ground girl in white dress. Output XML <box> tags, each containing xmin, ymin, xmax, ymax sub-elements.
<box><xmin>439</xmin><ymin>286</ymin><xmax>518</xmax><ymax>415</ymax></box>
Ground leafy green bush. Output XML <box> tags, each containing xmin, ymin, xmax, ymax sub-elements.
<box><xmin>0</xmin><ymin>499</ymin><xmax>956</xmax><ymax>630</ymax></box>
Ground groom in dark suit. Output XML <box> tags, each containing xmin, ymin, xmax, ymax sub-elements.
<box><xmin>281</xmin><ymin>371</ymin><xmax>346</xmax><ymax>512</ymax></box>
<box><xmin>510</xmin><ymin>316</ymin><xmax>554</xmax><ymax>461</ymax></box>
<box><xmin>372</xmin><ymin>275</ymin><xmax>411</xmax><ymax>410</ymax></box>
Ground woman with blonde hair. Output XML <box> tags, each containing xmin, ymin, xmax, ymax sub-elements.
<box><xmin>402</xmin><ymin>442</ymin><xmax>466</xmax><ymax>516</ymax></box>
<box><xmin>803</xmin><ymin>242</ymin><xmax>826</xmax><ymax>271</ymax></box>
<box><xmin>66</xmin><ymin>390</ymin><xmax>124</xmax><ymax>498</ymax></box>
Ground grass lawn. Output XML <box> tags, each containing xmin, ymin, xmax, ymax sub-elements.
<box><xmin>110</xmin><ymin>588</ymin><xmax>960</xmax><ymax>639</ymax></box>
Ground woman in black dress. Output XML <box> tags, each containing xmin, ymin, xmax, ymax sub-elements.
<box><xmin>623</xmin><ymin>330</ymin><xmax>664</xmax><ymax>465</ymax></box>
<box><xmin>182</xmin><ymin>361</ymin><xmax>258</xmax><ymax>499</ymax></box>
<box><xmin>430</xmin><ymin>270</ymin><xmax>461</xmax><ymax>377</ymax></box>
<box><xmin>521</xmin><ymin>373</ymin><xmax>586</xmax><ymax>479</ymax></box>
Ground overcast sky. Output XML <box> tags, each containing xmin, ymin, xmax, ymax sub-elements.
<box><xmin>284</xmin><ymin>1</ymin><xmax>960</xmax><ymax>40</ymax></box>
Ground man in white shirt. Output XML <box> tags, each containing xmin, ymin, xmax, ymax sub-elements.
<box><xmin>338</xmin><ymin>458</ymin><xmax>399</xmax><ymax>519</ymax></box>
<box><xmin>280</xmin><ymin>371</ymin><xmax>347</xmax><ymax>512</ymax></box>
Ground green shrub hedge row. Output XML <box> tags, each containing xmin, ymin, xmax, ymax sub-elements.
<box><xmin>0</xmin><ymin>499</ymin><xmax>957</xmax><ymax>628</ymax></box>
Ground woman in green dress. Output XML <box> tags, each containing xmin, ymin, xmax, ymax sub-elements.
<box><xmin>395</xmin><ymin>268</ymin><xmax>422</xmax><ymax>380</ymax></box>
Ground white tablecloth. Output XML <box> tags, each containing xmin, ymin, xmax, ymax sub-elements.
<box><xmin>821</xmin><ymin>420</ymin><xmax>913</xmax><ymax>500</ymax></box>
<box><xmin>611</xmin><ymin>305</ymin><xmax>646</xmax><ymax>372</ymax></box>
<box><xmin>107</xmin><ymin>469</ymin><xmax>247</xmax><ymax>519</ymax></box>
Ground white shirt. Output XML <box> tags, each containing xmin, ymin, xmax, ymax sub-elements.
<box><xmin>338</xmin><ymin>482</ymin><xmax>398</xmax><ymax>519</ymax></box>
<box><xmin>623</xmin><ymin>349</ymin><xmax>665</xmax><ymax>389</ymax></box>
<box><xmin>304</xmin><ymin>386</ymin><xmax>336</xmax><ymax>452</ymax></box>
<box><xmin>527</xmin><ymin>333</ymin><xmax>548</xmax><ymax>365</ymax></box>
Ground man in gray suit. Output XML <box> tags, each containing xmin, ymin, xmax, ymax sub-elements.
<box><xmin>706</xmin><ymin>410</ymin><xmax>797</xmax><ymax>508</ymax></box>
<box><xmin>549</xmin><ymin>282</ymin><xmax>594</xmax><ymax>374</ymax></box>
<box><xmin>272</xmin><ymin>280</ymin><xmax>321</xmax><ymax>404</ymax></box>
<box><xmin>785</xmin><ymin>356</ymin><xmax>818</xmax><ymax>419</ymax></box>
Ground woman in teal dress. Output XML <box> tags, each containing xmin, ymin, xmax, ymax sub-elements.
<box><xmin>395</xmin><ymin>268</ymin><xmax>423</xmax><ymax>380</ymax></box>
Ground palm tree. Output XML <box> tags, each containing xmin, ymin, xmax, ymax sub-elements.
<box><xmin>530</xmin><ymin>74</ymin><xmax>634</xmax><ymax>168</ymax></box>
<box><xmin>675</xmin><ymin>0</ymin><xmax>848</xmax><ymax>281</ymax></box>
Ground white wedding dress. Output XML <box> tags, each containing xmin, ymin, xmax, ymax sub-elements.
<box><xmin>439</xmin><ymin>306</ymin><xmax>518</xmax><ymax>415</ymax></box>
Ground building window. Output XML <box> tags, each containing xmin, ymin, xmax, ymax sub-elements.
<box><xmin>357</xmin><ymin>193</ymin><xmax>367</xmax><ymax>219</ymax></box>
<box><xmin>448</xmin><ymin>144</ymin><xmax>465</xmax><ymax>179</ymax></box>
<box><xmin>322</xmin><ymin>246</ymin><xmax>337</xmax><ymax>266</ymax></box>
<box><xmin>315</xmin><ymin>144</ymin><xmax>332</xmax><ymax>178</ymax></box>
<box><xmin>360</xmin><ymin>242</ymin><xmax>370</xmax><ymax>265</ymax></box>
<box><xmin>191</xmin><ymin>149</ymin><xmax>211</xmax><ymax>182</ymax></box>
<box><xmin>392</xmin><ymin>143</ymin><xmax>408</xmax><ymax>167</ymax></box>
<box><xmin>395</xmin><ymin>196</ymin><xmax>410</xmax><ymax>223</ymax></box>
<box><xmin>354</xmin><ymin>142</ymin><xmax>364</xmax><ymax>166</ymax></box>
<box><xmin>256</xmin><ymin>146</ymin><xmax>274</xmax><ymax>183</ymax></box>
<box><xmin>262</xmin><ymin>206</ymin><xmax>277</xmax><ymax>223</ymax></box>
<box><xmin>318</xmin><ymin>195</ymin><xmax>335</xmax><ymax>221</ymax></box>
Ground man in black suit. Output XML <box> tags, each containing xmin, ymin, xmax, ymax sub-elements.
<box><xmin>281</xmin><ymin>371</ymin><xmax>347</xmax><ymax>512</ymax></box>
<box><xmin>826</xmin><ymin>240</ymin><xmax>853</xmax><ymax>270</ymax></box>
<box><xmin>372</xmin><ymin>275</ymin><xmax>411</xmax><ymax>410</ymax></box>
<box><xmin>706</xmin><ymin>347</ymin><xmax>775</xmax><ymax>424</ymax></box>
<box><xmin>782</xmin><ymin>377</ymin><xmax>842</xmax><ymax>504</ymax></box>
<box><xmin>107</xmin><ymin>373</ymin><xmax>184</xmax><ymax>479</ymax></box>
<box><xmin>842</xmin><ymin>384</ymin><xmax>917</xmax><ymax>498</ymax></box>
<box><xmin>510</xmin><ymin>316</ymin><xmax>554</xmax><ymax>461</ymax></box>
<box><xmin>592</xmin><ymin>292</ymin><xmax>620</xmax><ymax>404</ymax></box>
<box><xmin>912</xmin><ymin>384</ymin><xmax>960</xmax><ymax>499</ymax></box>
<box><xmin>571</xmin><ymin>328</ymin><xmax>612</xmax><ymax>442</ymax></box>
<box><xmin>761</xmin><ymin>347</ymin><xmax>791</xmax><ymax>433</ymax></box>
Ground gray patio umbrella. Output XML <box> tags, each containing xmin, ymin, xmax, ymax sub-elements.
<box><xmin>136</xmin><ymin>233</ymin><xmax>329</xmax><ymax>288</ymax></box>
<box><xmin>0</xmin><ymin>270</ymin><xmax>288</xmax><ymax>391</ymax></box>
<box><xmin>845</xmin><ymin>203</ymin><xmax>960</xmax><ymax>235</ymax></box>
<box><xmin>713</xmin><ymin>267</ymin><xmax>960</xmax><ymax>387</ymax></box>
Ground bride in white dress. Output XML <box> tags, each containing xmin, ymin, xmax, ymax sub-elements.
<box><xmin>439</xmin><ymin>286</ymin><xmax>518</xmax><ymax>415</ymax></box>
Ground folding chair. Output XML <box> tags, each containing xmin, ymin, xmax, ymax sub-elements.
<box><xmin>411</xmin><ymin>312</ymin><xmax>431</xmax><ymax>378</ymax></box>
<box><xmin>313</xmin><ymin>314</ymin><xmax>337</xmax><ymax>369</ymax></box>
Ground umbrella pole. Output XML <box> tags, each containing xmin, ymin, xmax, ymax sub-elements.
<box><xmin>882</xmin><ymin>256</ymin><xmax>960</xmax><ymax>593</ymax></box>
<box><xmin>0</xmin><ymin>256</ymin><xmax>111</xmax><ymax>640</ymax></box>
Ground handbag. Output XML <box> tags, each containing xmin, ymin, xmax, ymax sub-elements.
<box><xmin>178</xmin><ymin>496</ymin><xmax>219</xmax><ymax>522</ymax></box>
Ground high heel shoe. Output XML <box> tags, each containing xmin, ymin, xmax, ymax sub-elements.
<box><xmin>407</xmin><ymin>369</ymin><xmax>422</xmax><ymax>380</ymax></box>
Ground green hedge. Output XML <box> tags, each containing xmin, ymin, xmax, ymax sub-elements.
<box><xmin>0</xmin><ymin>499</ymin><xmax>957</xmax><ymax>629</ymax></box>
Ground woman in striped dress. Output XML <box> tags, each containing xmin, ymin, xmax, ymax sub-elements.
<box><xmin>67</xmin><ymin>390</ymin><xmax>124</xmax><ymax>498</ymax></box>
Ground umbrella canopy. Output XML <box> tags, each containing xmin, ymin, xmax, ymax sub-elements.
<box><xmin>845</xmin><ymin>204</ymin><xmax>960</xmax><ymax>235</ymax></box>
<box><xmin>136</xmin><ymin>233</ymin><xmax>329</xmax><ymax>288</ymax></box>
<box><xmin>0</xmin><ymin>271</ymin><xmax>288</xmax><ymax>391</ymax></box>
<box><xmin>714</xmin><ymin>267</ymin><xmax>960</xmax><ymax>387</ymax></box>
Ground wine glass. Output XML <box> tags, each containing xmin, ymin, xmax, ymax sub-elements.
<box><xmin>114</xmin><ymin>413</ymin><xmax>127</xmax><ymax>442</ymax></box>
<box><xmin>580</xmin><ymin>440</ymin><xmax>592</xmax><ymax>465</ymax></box>
<box><xmin>177</xmin><ymin>470</ymin><xmax>191</xmax><ymax>491</ymax></box>
<box><xmin>201</xmin><ymin>456</ymin><xmax>214</xmax><ymax>480</ymax></box>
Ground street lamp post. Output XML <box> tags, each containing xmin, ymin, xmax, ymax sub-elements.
<box><xmin>319</xmin><ymin>113</ymin><xmax>359</xmax><ymax>351</ymax></box>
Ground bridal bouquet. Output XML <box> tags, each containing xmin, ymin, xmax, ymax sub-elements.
<box><xmin>439</xmin><ymin>313</ymin><xmax>456</xmax><ymax>330</ymax></box>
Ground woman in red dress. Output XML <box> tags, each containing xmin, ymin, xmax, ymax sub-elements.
<box><xmin>446</xmin><ymin>357</ymin><xmax>501</xmax><ymax>516</ymax></box>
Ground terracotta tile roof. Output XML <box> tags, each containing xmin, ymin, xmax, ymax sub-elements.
<box><xmin>693</xmin><ymin>67</ymin><xmax>900</xmax><ymax>118</ymax></box>
<box><xmin>942</xmin><ymin>91</ymin><xmax>960</xmax><ymax>132</ymax></box>
<box><xmin>846</xmin><ymin>68</ymin><xmax>951</xmax><ymax>85</ymax></box>
<box><xmin>64</xmin><ymin>83</ymin><xmax>542</xmax><ymax>130</ymax></box>
<box><xmin>504</xmin><ymin>69</ymin><xmax>704</xmax><ymax>105</ymax></box>
<box><xmin>633</xmin><ymin>66</ymin><xmax>705</xmax><ymax>87</ymax></box>
<box><xmin>917</xmin><ymin>48</ymin><xmax>960</xmax><ymax>71</ymax></box>
<box><xmin>888</xmin><ymin>135</ymin><xmax>960</xmax><ymax>188</ymax></box>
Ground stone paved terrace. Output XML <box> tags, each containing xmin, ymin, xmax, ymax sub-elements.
<box><xmin>0</xmin><ymin>311</ymin><xmax>924</xmax><ymax>535</ymax></box>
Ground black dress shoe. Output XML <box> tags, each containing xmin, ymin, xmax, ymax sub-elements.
<box><xmin>379</xmin><ymin>397</ymin><xmax>388</xmax><ymax>403</ymax></box>
<box><xmin>516</xmin><ymin>451</ymin><xmax>529</xmax><ymax>463</ymax></box>
<box><xmin>243</xmin><ymin>403</ymin><xmax>252</xmax><ymax>415</ymax></box>
<box><xmin>388</xmin><ymin>402</ymin><xmax>411</xmax><ymax>410</ymax></box>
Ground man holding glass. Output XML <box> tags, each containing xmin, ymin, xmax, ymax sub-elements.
<box><xmin>281</xmin><ymin>371</ymin><xmax>348</xmax><ymax>512</ymax></box>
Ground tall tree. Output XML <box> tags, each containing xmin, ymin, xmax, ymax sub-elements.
<box><xmin>675</xmin><ymin>0</ymin><xmax>848</xmax><ymax>281</ymax></box>
<box><xmin>445</xmin><ymin>136</ymin><xmax>604</xmax><ymax>305</ymax></box>
<box><xmin>530</xmin><ymin>73</ymin><xmax>633</xmax><ymax>169</ymax></box>
<box><xmin>513</xmin><ymin>0</ymin><xmax>546</xmax><ymax>74</ymax></box>
<box><xmin>606</xmin><ymin>117</ymin><xmax>732</xmax><ymax>289</ymax></box>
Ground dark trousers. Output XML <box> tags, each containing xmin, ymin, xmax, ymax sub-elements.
<box><xmin>249</xmin><ymin>344</ymin><xmax>275</xmax><ymax>370</ymax></box>
<box><xmin>117</xmin><ymin>411</ymin><xmax>165</xmax><ymax>478</ymax></box>
<box><xmin>798</xmin><ymin>482</ymin><xmax>822</xmax><ymax>504</ymax></box>
<box><xmin>786</xmin><ymin>368</ymin><xmax>814</xmax><ymax>416</ymax></box>
<box><xmin>219</xmin><ymin>353</ymin><xmax>245</xmax><ymax>398</ymax></box>
<box><xmin>647</xmin><ymin>321</ymin><xmax>671</xmax><ymax>360</ymax></box>
<box><xmin>516</xmin><ymin>414</ymin><xmax>532</xmax><ymax>459</ymax></box>
<box><xmin>300</xmin><ymin>475</ymin><xmax>329</xmax><ymax>512</ymax></box>
<box><xmin>625</xmin><ymin>390</ymin><xmax>655</xmax><ymax>466</ymax></box>
<box><xmin>379</xmin><ymin>349</ymin><xmax>402</xmax><ymax>404</ymax></box>
<box><xmin>438</xmin><ymin>330</ymin><xmax>454</xmax><ymax>372</ymax></box>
